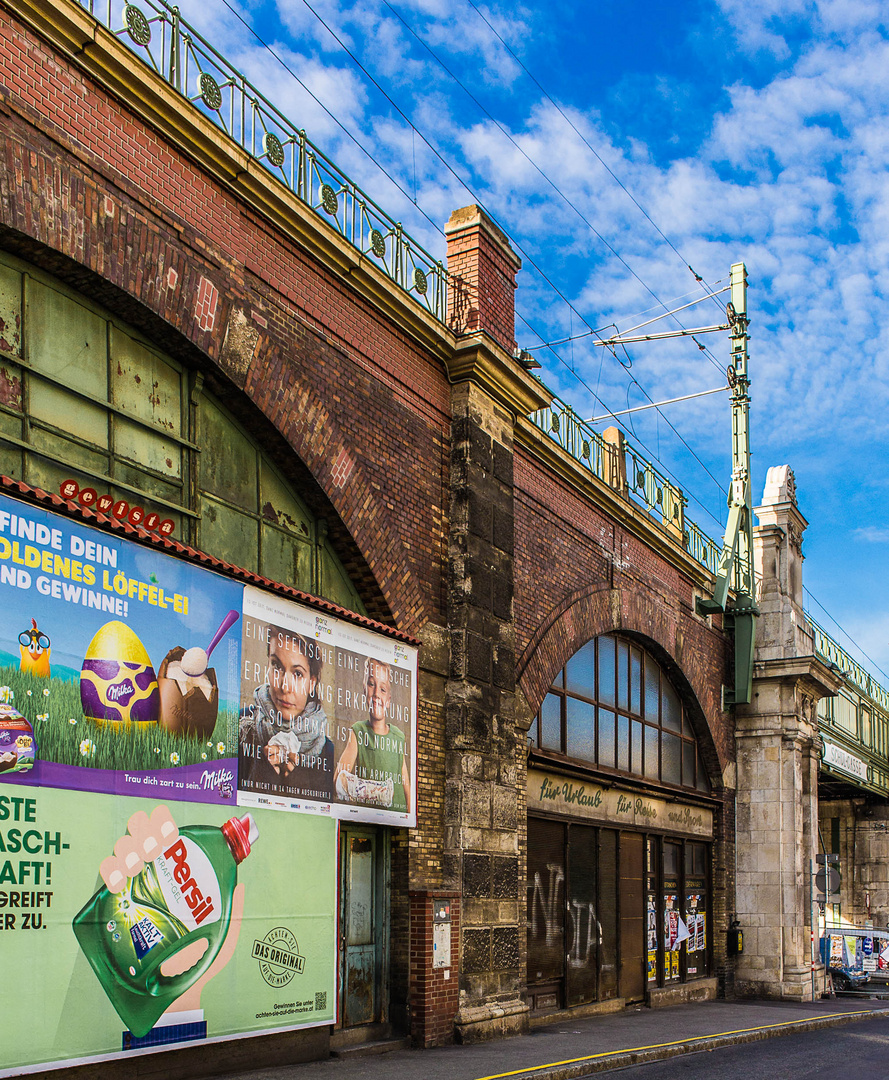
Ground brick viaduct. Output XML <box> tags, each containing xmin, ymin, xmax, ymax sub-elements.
<box><xmin>0</xmin><ymin>0</ymin><xmax>735</xmax><ymax>1065</ymax></box>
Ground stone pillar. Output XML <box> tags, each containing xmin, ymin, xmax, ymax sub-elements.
<box><xmin>602</xmin><ymin>426</ymin><xmax>628</xmax><ymax>495</ymax></box>
<box><xmin>439</xmin><ymin>208</ymin><xmax>548</xmax><ymax>1043</ymax></box>
<box><xmin>446</xmin><ymin>380</ymin><xmax>528</xmax><ymax>1041</ymax></box>
<box><xmin>734</xmin><ymin>467</ymin><xmax>842</xmax><ymax>999</ymax></box>
<box><xmin>834</xmin><ymin>802</ymin><xmax>889</xmax><ymax>927</ymax></box>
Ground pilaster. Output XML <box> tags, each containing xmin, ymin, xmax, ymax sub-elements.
<box><xmin>733</xmin><ymin>466</ymin><xmax>842</xmax><ymax>999</ymax></box>
<box><xmin>441</xmin><ymin>208</ymin><xmax>532</xmax><ymax>1042</ymax></box>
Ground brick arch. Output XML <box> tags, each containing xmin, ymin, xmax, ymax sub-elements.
<box><xmin>0</xmin><ymin>126</ymin><xmax>429</xmax><ymax>631</ymax></box>
<box><xmin>517</xmin><ymin>582</ymin><xmax>725</xmax><ymax>783</ymax></box>
<box><xmin>240</xmin><ymin>333</ymin><xmax>429</xmax><ymax>632</ymax></box>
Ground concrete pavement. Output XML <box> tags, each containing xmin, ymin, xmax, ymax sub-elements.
<box><xmin>222</xmin><ymin>997</ymin><xmax>889</xmax><ymax>1080</ymax></box>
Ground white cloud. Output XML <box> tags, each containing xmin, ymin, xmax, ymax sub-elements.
<box><xmin>165</xmin><ymin>0</ymin><xmax>889</xmax><ymax>674</ymax></box>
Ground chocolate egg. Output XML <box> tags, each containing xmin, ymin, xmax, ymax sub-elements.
<box><xmin>80</xmin><ymin>621</ymin><xmax>159</xmax><ymax>725</ymax></box>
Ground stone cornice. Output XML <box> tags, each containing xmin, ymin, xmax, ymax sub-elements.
<box><xmin>5</xmin><ymin>0</ymin><xmax>458</xmax><ymax>362</ymax></box>
<box><xmin>446</xmin><ymin>333</ymin><xmax>553</xmax><ymax>417</ymax></box>
<box><xmin>754</xmin><ymin>498</ymin><xmax>809</xmax><ymax>534</ymax></box>
<box><xmin>751</xmin><ymin>655</ymin><xmax>845</xmax><ymax>699</ymax></box>
<box><xmin>515</xmin><ymin>415</ymin><xmax>717</xmax><ymax>593</ymax></box>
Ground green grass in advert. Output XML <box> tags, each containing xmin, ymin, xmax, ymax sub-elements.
<box><xmin>0</xmin><ymin>666</ymin><xmax>237</xmax><ymax>771</ymax></box>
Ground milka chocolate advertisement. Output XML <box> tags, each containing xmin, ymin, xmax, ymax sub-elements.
<box><xmin>237</xmin><ymin>586</ymin><xmax>417</xmax><ymax>827</ymax></box>
<box><xmin>0</xmin><ymin>494</ymin><xmax>242</xmax><ymax>805</ymax></box>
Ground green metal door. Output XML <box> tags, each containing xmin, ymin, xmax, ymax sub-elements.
<box><xmin>340</xmin><ymin>827</ymin><xmax>388</xmax><ymax>1027</ymax></box>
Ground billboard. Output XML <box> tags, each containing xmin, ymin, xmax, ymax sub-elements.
<box><xmin>238</xmin><ymin>587</ymin><xmax>418</xmax><ymax>826</ymax></box>
<box><xmin>0</xmin><ymin>784</ymin><xmax>336</xmax><ymax>1074</ymax></box>
<box><xmin>0</xmin><ymin>492</ymin><xmax>415</xmax><ymax>1071</ymax></box>
<box><xmin>0</xmin><ymin>493</ymin><xmax>242</xmax><ymax>805</ymax></box>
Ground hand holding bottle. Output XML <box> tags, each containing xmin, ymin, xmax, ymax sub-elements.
<box><xmin>73</xmin><ymin>804</ymin><xmax>257</xmax><ymax>1038</ymax></box>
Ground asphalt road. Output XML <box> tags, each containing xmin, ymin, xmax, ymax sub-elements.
<box><xmin>596</xmin><ymin>1018</ymin><xmax>889</xmax><ymax>1078</ymax></box>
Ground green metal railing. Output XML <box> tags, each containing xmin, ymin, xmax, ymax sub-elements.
<box><xmin>810</xmin><ymin>615</ymin><xmax>889</xmax><ymax>714</ymax></box>
<box><xmin>810</xmin><ymin>614</ymin><xmax>889</xmax><ymax>797</ymax></box>
<box><xmin>76</xmin><ymin>2</ymin><xmax>732</xmax><ymax>576</ymax></box>
<box><xmin>529</xmin><ymin>396</ymin><xmax>723</xmax><ymax>578</ymax></box>
<box><xmin>77</xmin><ymin>0</ymin><xmax>449</xmax><ymax>321</ymax></box>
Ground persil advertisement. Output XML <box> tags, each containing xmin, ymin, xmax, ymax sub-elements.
<box><xmin>0</xmin><ymin>786</ymin><xmax>336</xmax><ymax>1074</ymax></box>
<box><xmin>0</xmin><ymin>493</ymin><xmax>426</xmax><ymax>1071</ymax></box>
<box><xmin>237</xmin><ymin>586</ymin><xmax>418</xmax><ymax>827</ymax></box>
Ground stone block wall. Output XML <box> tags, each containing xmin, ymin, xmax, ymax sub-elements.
<box><xmin>820</xmin><ymin>800</ymin><xmax>889</xmax><ymax>930</ymax></box>
<box><xmin>445</xmin><ymin>380</ymin><xmax>528</xmax><ymax>1040</ymax></box>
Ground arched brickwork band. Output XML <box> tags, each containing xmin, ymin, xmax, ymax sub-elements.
<box><xmin>518</xmin><ymin>583</ymin><xmax>726</xmax><ymax>784</ymax></box>
<box><xmin>0</xmin><ymin>91</ymin><xmax>432</xmax><ymax>633</ymax></box>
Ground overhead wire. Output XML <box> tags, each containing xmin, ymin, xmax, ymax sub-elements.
<box><xmin>803</xmin><ymin>587</ymin><xmax>889</xmax><ymax>686</ymax></box>
<box><xmin>210</xmin><ymin>3</ymin><xmax>881</xmax><ymax>701</ymax></box>
<box><xmin>293</xmin><ymin>0</ymin><xmax>733</xmax><ymax>507</ymax></box>
<box><xmin>515</xmin><ymin>309</ymin><xmax>729</xmax><ymax>529</ymax></box>
<box><xmin>463</xmin><ymin>0</ymin><xmax>737</xmax><ymax>378</ymax></box>
<box><xmin>529</xmin><ymin>281</ymin><xmax>729</xmax><ymax>349</ymax></box>
<box><xmin>380</xmin><ymin>0</ymin><xmax>729</xmax><ymax>379</ymax></box>
<box><xmin>463</xmin><ymin>0</ymin><xmax>729</xmax><ymax>323</ymax></box>
<box><xmin>219</xmin><ymin>0</ymin><xmax>732</xmax><ymax>515</ymax></box>
<box><xmin>216</xmin><ymin>0</ymin><xmax>446</xmax><ymax>240</ymax></box>
<box><xmin>286</xmin><ymin>0</ymin><xmax>629</xmax><ymax>365</ymax></box>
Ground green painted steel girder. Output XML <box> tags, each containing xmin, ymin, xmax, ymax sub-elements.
<box><xmin>696</xmin><ymin>263</ymin><xmax>758</xmax><ymax>703</ymax></box>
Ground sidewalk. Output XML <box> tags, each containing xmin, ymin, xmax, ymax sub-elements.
<box><xmin>223</xmin><ymin>997</ymin><xmax>889</xmax><ymax>1080</ymax></box>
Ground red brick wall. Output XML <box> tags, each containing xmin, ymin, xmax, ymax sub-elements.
<box><xmin>445</xmin><ymin>206</ymin><xmax>520</xmax><ymax>354</ymax></box>
<box><xmin>410</xmin><ymin>891</ymin><xmax>461</xmax><ymax>1046</ymax></box>
<box><xmin>0</xmin><ymin>1</ymin><xmax>736</xmax><ymax>1048</ymax></box>
<box><xmin>0</xmin><ymin>4</ymin><xmax>449</xmax><ymax>635</ymax></box>
<box><xmin>514</xmin><ymin>447</ymin><xmax>732</xmax><ymax>774</ymax></box>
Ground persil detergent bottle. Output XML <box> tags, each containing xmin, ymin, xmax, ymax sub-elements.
<box><xmin>73</xmin><ymin>809</ymin><xmax>257</xmax><ymax>1037</ymax></box>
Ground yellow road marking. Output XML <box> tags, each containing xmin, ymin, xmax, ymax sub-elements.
<box><xmin>472</xmin><ymin>1011</ymin><xmax>879</xmax><ymax>1080</ymax></box>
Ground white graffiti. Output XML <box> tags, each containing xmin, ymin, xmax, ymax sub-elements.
<box><xmin>529</xmin><ymin>863</ymin><xmax>564</xmax><ymax>947</ymax></box>
<box><xmin>567</xmin><ymin>899</ymin><xmax>601</xmax><ymax>968</ymax></box>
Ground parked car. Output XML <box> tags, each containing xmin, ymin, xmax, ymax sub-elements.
<box><xmin>829</xmin><ymin>965</ymin><xmax>870</xmax><ymax>992</ymax></box>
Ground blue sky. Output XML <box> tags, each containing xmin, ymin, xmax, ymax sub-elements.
<box><xmin>167</xmin><ymin>0</ymin><xmax>889</xmax><ymax>681</ymax></box>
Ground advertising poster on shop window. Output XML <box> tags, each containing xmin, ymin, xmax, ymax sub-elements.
<box><xmin>237</xmin><ymin>585</ymin><xmax>418</xmax><ymax>826</ymax></box>
<box><xmin>0</xmin><ymin>493</ymin><xmax>244</xmax><ymax>805</ymax></box>
<box><xmin>0</xmin><ymin>784</ymin><xmax>336</xmax><ymax>1075</ymax></box>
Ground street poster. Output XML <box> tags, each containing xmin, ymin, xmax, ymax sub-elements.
<box><xmin>0</xmin><ymin>493</ymin><xmax>243</xmax><ymax>804</ymax></box>
<box><xmin>237</xmin><ymin>586</ymin><xmax>418</xmax><ymax>826</ymax></box>
<box><xmin>0</xmin><ymin>784</ymin><xmax>336</xmax><ymax>1074</ymax></box>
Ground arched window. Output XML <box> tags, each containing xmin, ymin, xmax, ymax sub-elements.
<box><xmin>529</xmin><ymin>633</ymin><xmax>709</xmax><ymax>792</ymax></box>
<box><xmin>0</xmin><ymin>249</ymin><xmax>365</xmax><ymax>613</ymax></box>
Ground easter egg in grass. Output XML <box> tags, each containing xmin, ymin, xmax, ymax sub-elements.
<box><xmin>80</xmin><ymin>621</ymin><xmax>159</xmax><ymax>725</ymax></box>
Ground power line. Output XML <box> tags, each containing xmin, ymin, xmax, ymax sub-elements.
<box><xmin>462</xmin><ymin>0</ymin><xmax>729</xmax><ymax>323</ymax></box>
<box><xmin>217</xmin><ymin>0</ymin><xmax>446</xmax><ymax>241</ymax></box>
<box><xmin>527</xmin><ymin>281</ymin><xmax>729</xmax><ymax>349</ymax></box>
<box><xmin>379</xmin><ymin>2</ymin><xmax>690</xmax><ymax>319</ymax></box>
<box><xmin>367</xmin><ymin>2</ymin><xmax>737</xmax><ymax>506</ymax></box>
<box><xmin>218</xmin><ymin>0</ymin><xmax>731</xmax><ymax>520</ymax></box>
<box><xmin>515</xmin><ymin>309</ymin><xmax>729</xmax><ymax>529</ymax></box>
<box><xmin>289</xmin><ymin>0</ymin><xmax>732</xmax><ymax>510</ymax></box>
<box><xmin>587</xmin><ymin>385</ymin><xmax>729</xmax><ymax>423</ymax></box>
<box><xmin>379</xmin><ymin>0</ymin><xmax>729</xmax><ymax>379</ymax></box>
<box><xmin>290</xmin><ymin>0</ymin><xmax>631</xmax><ymax>362</ymax></box>
<box><xmin>803</xmin><ymin>586</ymin><xmax>889</xmax><ymax>686</ymax></box>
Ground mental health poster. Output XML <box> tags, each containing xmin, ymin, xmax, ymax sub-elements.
<box><xmin>238</xmin><ymin>586</ymin><xmax>418</xmax><ymax>826</ymax></box>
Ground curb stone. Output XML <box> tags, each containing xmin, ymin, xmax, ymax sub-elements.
<box><xmin>489</xmin><ymin>1009</ymin><xmax>889</xmax><ymax>1080</ymax></box>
